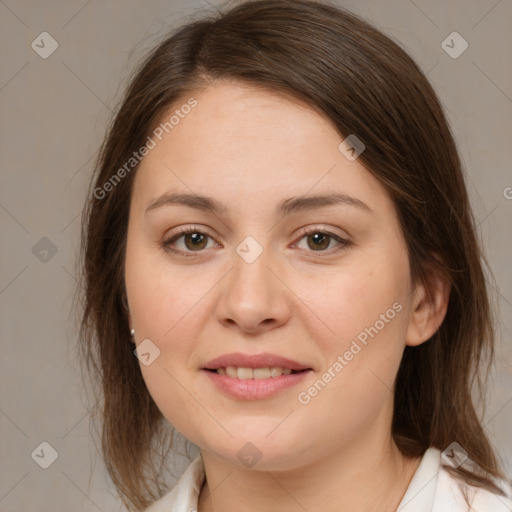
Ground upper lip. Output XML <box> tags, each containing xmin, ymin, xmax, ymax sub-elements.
<box><xmin>203</xmin><ymin>352</ymin><xmax>312</xmax><ymax>371</ymax></box>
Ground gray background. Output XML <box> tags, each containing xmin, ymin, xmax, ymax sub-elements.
<box><xmin>0</xmin><ymin>0</ymin><xmax>511</xmax><ymax>510</ymax></box>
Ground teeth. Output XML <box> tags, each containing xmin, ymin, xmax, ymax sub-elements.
<box><xmin>218</xmin><ymin>366</ymin><xmax>294</xmax><ymax>379</ymax></box>
<box><xmin>237</xmin><ymin>367</ymin><xmax>253</xmax><ymax>380</ymax></box>
<box><xmin>254</xmin><ymin>367</ymin><xmax>271</xmax><ymax>379</ymax></box>
<box><xmin>226</xmin><ymin>366</ymin><xmax>238</xmax><ymax>378</ymax></box>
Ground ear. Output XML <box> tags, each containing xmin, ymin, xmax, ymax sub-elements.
<box><xmin>405</xmin><ymin>260</ymin><xmax>451</xmax><ymax>347</ymax></box>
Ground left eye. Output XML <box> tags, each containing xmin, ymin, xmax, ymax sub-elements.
<box><xmin>293</xmin><ymin>229</ymin><xmax>350</xmax><ymax>252</ymax></box>
<box><xmin>161</xmin><ymin>226</ymin><xmax>350</xmax><ymax>257</ymax></box>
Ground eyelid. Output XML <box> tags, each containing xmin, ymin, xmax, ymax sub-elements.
<box><xmin>293</xmin><ymin>224</ymin><xmax>350</xmax><ymax>242</ymax></box>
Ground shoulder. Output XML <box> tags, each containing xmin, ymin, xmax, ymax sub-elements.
<box><xmin>433</xmin><ymin>461</ymin><xmax>512</xmax><ymax>512</ymax></box>
<box><xmin>143</xmin><ymin>454</ymin><xmax>205</xmax><ymax>512</ymax></box>
<box><xmin>398</xmin><ymin>447</ymin><xmax>512</xmax><ymax>512</ymax></box>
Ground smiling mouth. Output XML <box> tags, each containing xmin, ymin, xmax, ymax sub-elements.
<box><xmin>204</xmin><ymin>367</ymin><xmax>310</xmax><ymax>379</ymax></box>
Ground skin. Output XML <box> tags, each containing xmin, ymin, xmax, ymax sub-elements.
<box><xmin>124</xmin><ymin>81</ymin><xmax>450</xmax><ymax>512</ymax></box>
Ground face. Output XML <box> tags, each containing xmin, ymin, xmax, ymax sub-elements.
<box><xmin>125</xmin><ymin>81</ymin><xmax>416</xmax><ymax>471</ymax></box>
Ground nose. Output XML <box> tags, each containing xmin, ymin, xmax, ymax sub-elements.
<box><xmin>215</xmin><ymin>242</ymin><xmax>292</xmax><ymax>334</ymax></box>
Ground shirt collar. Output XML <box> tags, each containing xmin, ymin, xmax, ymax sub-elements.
<box><xmin>396</xmin><ymin>447</ymin><xmax>440</xmax><ymax>512</ymax></box>
<box><xmin>145</xmin><ymin>453</ymin><xmax>205</xmax><ymax>512</ymax></box>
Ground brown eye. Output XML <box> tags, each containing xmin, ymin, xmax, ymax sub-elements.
<box><xmin>162</xmin><ymin>225</ymin><xmax>351</xmax><ymax>258</ymax></box>
<box><xmin>294</xmin><ymin>228</ymin><xmax>351</xmax><ymax>254</ymax></box>
<box><xmin>182</xmin><ymin>232</ymin><xmax>208</xmax><ymax>251</ymax></box>
<box><xmin>306</xmin><ymin>232</ymin><xmax>331</xmax><ymax>251</ymax></box>
<box><xmin>295</xmin><ymin>227</ymin><xmax>351</xmax><ymax>255</ymax></box>
<box><xmin>161</xmin><ymin>227</ymin><xmax>216</xmax><ymax>257</ymax></box>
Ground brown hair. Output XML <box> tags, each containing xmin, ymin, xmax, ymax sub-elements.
<box><xmin>77</xmin><ymin>0</ymin><xmax>508</xmax><ymax>509</ymax></box>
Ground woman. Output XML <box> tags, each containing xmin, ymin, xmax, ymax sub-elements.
<box><xmin>78</xmin><ymin>1</ymin><xmax>512</xmax><ymax>510</ymax></box>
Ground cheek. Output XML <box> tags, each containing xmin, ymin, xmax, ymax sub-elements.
<box><xmin>139</xmin><ymin>360</ymin><xmax>209</xmax><ymax>446</ymax></box>
<box><xmin>125</xmin><ymin>245</ymin><xmax>222</xmax><ymax>434</ymax></box>
<box><xmin>292</xmin><ymin>275</ymin><xmax>407</xmax><ymax>451</ymax></box>
<box><xmin>294</xmin><ymin>250</ymin><xmax>410</xmax><ymax>403</ymax></box>
<box><xmin>298</xmin><ymin>257</ymin><xmax>409</xmax><ymax>352</ymax></box>
<box><xmin>125</xmin><ymin>243</ymin><xmax>214</xmax><ymax>340</ymax></box>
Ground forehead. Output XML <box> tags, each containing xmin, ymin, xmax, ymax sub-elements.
<box><xmin>156</xmin><ymin>81</ymin><xmax>341</xmax><ymax>163</ymax></box>
<box><xmin>131</xmin><ymin>81</ymin><xmax>394</xmax><ymax>219</ymax></box>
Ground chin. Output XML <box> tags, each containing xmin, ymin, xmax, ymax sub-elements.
<box><xmin>205</xmin><ymin>435</ymin><xmax>307</xmax><ymax>471</ymax></box>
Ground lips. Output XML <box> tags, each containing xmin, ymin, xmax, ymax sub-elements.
<box><xmin>201</xmin><ymin>352</ymin><xmax>313</xmax><ymax>400</ymax></box>
<box><xmin>203</xmin><ymin>352</ymin><xmax>312</xmax><ymax>372</ymax></box>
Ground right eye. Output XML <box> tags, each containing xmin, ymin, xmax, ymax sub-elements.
<box><xmin>161</xmin><ymin>226</ymin><xmax>219</xmax><ymax>257</ymax></box>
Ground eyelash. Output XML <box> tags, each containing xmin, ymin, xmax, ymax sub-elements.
<box><xmin>161</xmin><ymin>225</ymin><xmax>352</xmax><ymax>258</ymax></box>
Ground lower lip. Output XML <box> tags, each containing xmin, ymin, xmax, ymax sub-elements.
<box><xmin>202</xmin><ymin>369</ymin><xmax>312</xmax><ymax>400</ymax></box>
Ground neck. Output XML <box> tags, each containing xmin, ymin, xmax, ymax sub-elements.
<box><xmin>197</xmin><ymin>432</ymin><xmax>421</xmax><ymax>512</ymax></box>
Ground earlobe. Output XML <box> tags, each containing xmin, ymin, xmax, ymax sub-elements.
<box><xmin>127</xmin><ymin>312</ymin><xmax>136</xmax><ymax>344</ymax></box>
<box><xmin>405</xmin><ymin>267</ymin><xmax>451</xmax><ymax>347</ymax></box>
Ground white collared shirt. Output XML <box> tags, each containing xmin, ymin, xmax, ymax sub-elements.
<box><xmin>144</xmin><ymin>447</ymin><xmax>512</xmax><ymax>512</ymax></box>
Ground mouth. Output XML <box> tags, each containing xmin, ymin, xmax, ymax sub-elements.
<box><xmin>202</xmin><ymin>366</ymin><xmax>313</xmax><ymax>400</ymax></box>
<box><xmin>201</xmin><ymin>352</ymin><xmax>313</xmax><ymax>399</ymax></box>
<box><xmin>203</xmin><ymin>366</ymin><xmax>311</xmax><ymax>379</ymax></box>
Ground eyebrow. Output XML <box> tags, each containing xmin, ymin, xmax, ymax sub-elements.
<box><xmin>145</xmin><ymin>191</ymin><xmax>371</xmax><ymax>217</ymax></box>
